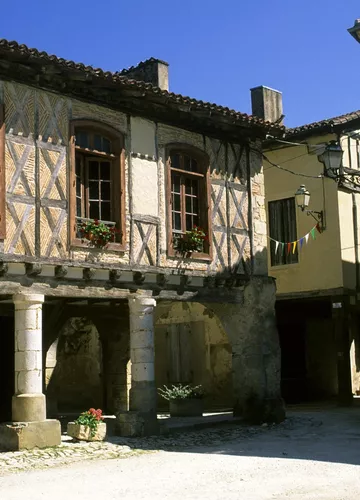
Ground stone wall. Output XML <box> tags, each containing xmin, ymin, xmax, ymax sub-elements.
<box><xmin>154</xmin><ymin>302</ymin><xmax>233</xmax><ymax>410</ymax></box>
<box><xmin>45</xmin><ymin>317</ymin><xmax>103</xmax><ymax>412</ymax></box>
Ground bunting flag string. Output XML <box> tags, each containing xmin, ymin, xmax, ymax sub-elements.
<box><xmin>268</xmin><ymin>223</ymin><xmax>322</xmax><ymax>255</ymax></box>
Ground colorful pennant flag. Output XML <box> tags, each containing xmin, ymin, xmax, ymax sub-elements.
<box><xmin>268</xmin><ymin>223</ymin><xmax>320</xmax><ymax>256</ymax></box>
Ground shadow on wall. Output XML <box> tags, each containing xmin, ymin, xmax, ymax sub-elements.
<box><xmin>46</xmin><ymin>317</ymin><xmax>103</xmax><ymax>413</ymax></box>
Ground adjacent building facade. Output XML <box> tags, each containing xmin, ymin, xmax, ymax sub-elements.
<box><xmin>0</xmin><ymin>40</ymin><xmax>284</xmax><ymax>449</ymax></box>
<box><xmin>256</xmin><ymin>87</ymin><xmax>360</xmax><ymax>404</ymax></box>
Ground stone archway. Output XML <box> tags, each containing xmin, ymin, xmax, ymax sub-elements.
<box><xmin>46</xmin><ymin>317</ymin><xmax>103</xmax><ymax>413</ymax></box>
<box><xmin>154</xmin><ymin>301</ymin><xmax>233</xmax><ymax>410</ymax></box>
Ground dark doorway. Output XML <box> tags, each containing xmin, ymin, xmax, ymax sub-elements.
<box><xmin>277</xmin><ymin>319</ymin><xmax>307</xmax><ymax>403</ymax></box>
<box><xmin>0</xmin><ymin>316</ymin><xmax>14</xmax><ymax>421</ymax></box>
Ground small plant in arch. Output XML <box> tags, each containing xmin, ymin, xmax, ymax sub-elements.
<box><xmin>173</xmin><ymin>226</ymin><xmax>208</xmax><ymax>255</ymax></box>
<box><xmin>74</xmin><ymin>408</ymin><xmax>104</xmax><ymax>437</ymax></box>
<box><xmin>158</xmin><ymin>384</ymin><xmax>205</xmax><ymax>401</ymax></box>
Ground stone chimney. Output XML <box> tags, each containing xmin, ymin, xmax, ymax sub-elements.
<box><xmin>250</xmin><ymin>86</ymin><xmax>283</xmax><ymax>123</ymax></box>
<box><xmin>120</xmin><ymin>58</ymin><xmax>169</xmax><ymax>91</ymax></box>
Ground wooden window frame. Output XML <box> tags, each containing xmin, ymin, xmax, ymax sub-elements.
<box><xmin>0</xmin><ymin>104</ymin><xmax>5</xmax><ymax>239</ymax></box>
<box><xmin>166</xmin><ymin>144</ymin><xmax>212</xmax><ymax>260</ymax></box>
<box><xmin>69</xmin><ymin>120</ymin><xmax>126</xmax><ymax>251</ymax></box>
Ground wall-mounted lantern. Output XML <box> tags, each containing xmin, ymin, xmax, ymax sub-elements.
<box><xmin>295</xmin><ymin>184</ymin><xmax>325</xmax><ymax>231</ymax></box>
<box><xmin>348</xmin><ymin>19</ymin><xmax>360</xmax><ymax>43</ymax></box>
<box><xmin>319</xmin><ymin>141</ymin><xmax>344</xmax><ymax>179</ymax></box>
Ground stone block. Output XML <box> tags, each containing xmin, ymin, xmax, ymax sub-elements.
<box><xmin>131</xmin><ymin>362</ymin><xmax>155</xmax><ymax>382</ymax></box>
<box><xmin>17</xmin><ymin>370</ymin><xmax>42</xmax><ymax>394</ymax></box>
<box><xmin>131</xmin><ymin>346</ymin><xmax>154</xmax><ymax>364</ymax></box>
<box><xmin>0</xmin><ymin>419</ymin><xmax>61</xmax><ymax>451</ymax></box>
<box><xmin>15</xmin><ymin>351</ymin><xmax>42</xmax><ymax>371</ymax></box>
<box><xmin>16</xmin><ymin>330</ymin><xmax>42</xmax><ymax>352</ymax></box>
<box><xmin>12</xmin><ymin>393</ymin><xmax>46</xmax><ymax>422</ymax></box>
<box><xmin>67</xmin><ymin>422</ymin><xmax>107</xmax><ymax>442</ymax></box>
<box><xmin>116</xmin><ymin>411</ymin><xmax>159</xmax><ymax>437</ymax></box>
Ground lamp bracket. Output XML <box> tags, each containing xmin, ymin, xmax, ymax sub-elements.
<box><xmin>305</xmin><ymin>209</ymin><xmax>324</xmax><ymax>230</ymax></box>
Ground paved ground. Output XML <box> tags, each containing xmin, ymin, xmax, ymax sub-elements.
<box><xmin>1</xmin><ymin>408</ymin><xmax>360</xmax><ymax>499</ymax></box>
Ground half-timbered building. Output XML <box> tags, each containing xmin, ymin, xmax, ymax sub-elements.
<box><xmin>0</xmin><ymin>39</ymin><xmax>284</xmax><ymax>449</ymax></box>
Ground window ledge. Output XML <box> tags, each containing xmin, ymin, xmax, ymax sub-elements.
<box><xmin>270</xmin><ymin>262</ymin><xmax>300</xmax><ymax>270</ymax></box>
<box><xmin>71</xmin><ymin>238</ymin><xmax>126</xmax><ymax>253</ymax></box>
<box><xmin>167</xmin><ymin>249</ymin><xmax>212</xmax><ymax>262</ymax></box>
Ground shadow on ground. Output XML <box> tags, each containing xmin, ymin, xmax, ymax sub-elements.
<box><xmin>98</xmin><ymin>407</ymin><xmax>360</xmax><ymax>467</ymax></box>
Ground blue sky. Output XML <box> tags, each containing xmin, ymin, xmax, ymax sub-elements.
<box><xmin>2</xmin><ymin>1</ymin><xmax>360</xmax><ymax>127</ymax></box>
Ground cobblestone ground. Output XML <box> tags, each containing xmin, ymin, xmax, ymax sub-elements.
<box><xmin>0</xmin><ymin>416</ymin><xmax>319</xmax><ymax>476</ymax></box>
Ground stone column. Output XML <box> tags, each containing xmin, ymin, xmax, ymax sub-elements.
<box><xmin>12</xmin><ymin>293</ymin><xmax>46</xmax><ymax>422</ymax></box>
<box><xmin>116</xmin><ymin>295</ymin><xmax>158</xmax><ymax>436</ymax></box>
<box><xmin>128</xmin><ymin>295</ymin><xmax>157</xmax><ymax>413</ymax></box>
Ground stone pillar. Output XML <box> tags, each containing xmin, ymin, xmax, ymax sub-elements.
<box><xmin>205</xmin><ymin>278</ymin><xmax>285</xmax><ymax>425</ymax></box>
<box><xmin>0</xmin><ymin>293</ymin><xmax>61</xmax><ymax>451</ymax></box>
<box><xmin>12</xmin><ymin>293</ymin><xmax>46</xmax><ymax>422</ymax></box>
<box><xmin>129</xmin><ymin>295</ymin><xmax>157</xmax><ymax>412</ymax></box>
<box><xmin>116</xmin><ymin>295</ymin><xmax>159</xmax><ymax>436</ymax></box>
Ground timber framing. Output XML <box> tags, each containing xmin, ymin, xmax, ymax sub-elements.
<box><xmin>0</xmin><ymin>254</ymin><xmax>274</xmax><ymax>303</ymax></box>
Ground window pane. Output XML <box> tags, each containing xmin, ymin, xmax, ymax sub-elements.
<box><xmin>89</xmin><ymin>161</ymin><xmax>99</xmax><ymax>180</ymax></box>
<box><xmin>186</xmin><ymin>214</ymin><xmax>193</xmax><ymax>231</ymax></box>
<box><xmin>191</xmin><ymin>158</ymin><xmax>198</xmax><ymax>172</ymax></box>
<box><xmin>185</xmin><ymin>178</ymin><xmax>192</xmax><ymax>195</ymax></box>
<box><xmin>184</xmin><ymin>156</ymin><xmax>191</xmax><ymax>171</ymax></box>
<box><xmin>89</xmin><ymin>202</ymin><xmax>99</xmax><ymax>220</ymax></box>
<box><xmin>76</xmin><ymin>197</ymin><xmax>82</xmax><ymax>218</ymax></box>
<box><xmin>101</xmin><ymin>202</ymin><xmax>111</xmax><ymax>221</ymax></box>
<box><xmin>76</xmin><ymin>131</ymin><xmax>89</xmax><ymax>149</ymax></box>
<box><xmin>89</xmin><ymin>181</ymin><xmax>99</xmax><ymax>200</ymax></box>
<box><xmin>172</xmin><ymin>174</ymin><xmax>181</xmax><ymax>194</ymax></box>
<box><xmin>102</xmin><ymin>138</ymin><xmax>111</xmax><ymax>155</ymax></box>
<box><xmin>76</xmin><ymin>176</ymin><xmax>81</xmax><ymax>197</ymax></box>
<box><xmin>94</xmin><ymin>135</ymin><xmax>102</xmax><ymax>151</ymax></box>
<box><xmin>101</xmin><ymin>162</ymin><xmax>111</xmax><ymax>180</ymax></box>
<box><xmin>101</xmin><ymin>182</ymin><xmax>111</xmax><ymax>201</ymax></box>
<box><xmin>173</xmin><ymin>212</ymin><xmax>181</xmax><ymax>231</ymax></box>
<box><xmin>173</xmin><ymin>193</ymin><xmax>181</xmax><ymax>212</ymax></box>
<box><xmin>193</xmin><ymin>197</ymin><xmax>198</xmax><ymax>215</ymax></box>
<box><xmin>171</xmin><ymin>154</ymin><xmax>180</xmax><ymax>169</ymax></box>
<box><xmin>185</xmin><ymin>196</ymin><xmax>192</xmax><ymax>214</ymax></box>
<box><xmin>75</xmin><ymin>156</ymin><xmax>81</xmax><ymax>177</ymax></box>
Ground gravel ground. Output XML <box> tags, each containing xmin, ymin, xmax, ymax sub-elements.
<box><xmin>1</xmin><ymin>408</ymin><xmax>360</xmax><ymax>499</ymax></box>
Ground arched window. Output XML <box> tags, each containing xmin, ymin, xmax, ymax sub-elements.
<box><xmin>69</xmin><ymin>121</ymin><xmax>125</xmax><ymax>250</ymax></box>
<box><xmin>166</xmin><ymin>145</ymin><xmax>211</xmax><ymax>258</ymax></box>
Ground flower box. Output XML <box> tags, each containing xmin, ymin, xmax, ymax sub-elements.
<box><xmin>169</xmin><ymin>399</ymin><xmax>203</xmax><ymax>417</ymax></box>
<box><xmin>67</xmin><ymin>422</ymin><xmax>107</xmax><ymax>442</ymax></box>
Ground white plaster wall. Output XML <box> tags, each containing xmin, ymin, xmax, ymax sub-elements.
<box><xmin>131</xmin><ymin>117</ymin><xmax>156</xmax><ymax>157</ymax></box>
<box><xmin>131</xmin><ymin>157</ymin><xmax>158</xmax><ymax>216</ymax></box>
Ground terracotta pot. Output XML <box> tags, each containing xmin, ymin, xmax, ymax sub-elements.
<box><xmin>67</xmin><ymin>422</ymin><xmax>106</xmax><ymax>442</ymax></box>
<box><xmin>169</xmin><ymin>399</ymin><xmax>203</xmax><ymax>417</ymax></box>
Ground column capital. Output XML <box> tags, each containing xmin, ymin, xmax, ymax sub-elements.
<box><xmin>13</xmin><ymin>293</ymin><xmax>45</xmax><ymax>306</ymax></box>
<box><xmin>128</xmin><ymin>294</ymin><xmax>156</xmax><ymax>312</ymax></box>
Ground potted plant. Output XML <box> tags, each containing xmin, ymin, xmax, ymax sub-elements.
<box><xmin>78</xmin><ymin>219</ymin><xmax>119</xmax><ymax>248</ymax></box>
<box><xmin>173</xmin><ymin>226</ymin><xmax>207</xmax><ymax>256</ymax></box>
<box><xmin>67</xmin><ymin>408</ymin><xmax>106</xmax><ymax>441</ymax></box>
<box><xmin>158</xmin><ymin>384</ymin><xmax>205</xmax><ymax>417</ymax></box>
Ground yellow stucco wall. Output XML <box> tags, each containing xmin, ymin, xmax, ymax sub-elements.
<box><xmin>264</xmin><ymin>135</ymin><xmax>344</xmax><ymax>295</ymax></box>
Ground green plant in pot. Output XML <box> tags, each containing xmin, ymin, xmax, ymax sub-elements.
<box><xmin>79</xmin><ymin>219</ymin><xmax>119</xmax><ymax>248</ymax></box>
<box><xmin>67</xmin><ymin>408</ymin><xmax>106</xmax><ymax>441</ymax></box>
<box><xmin>158</xmin><ymin>384</ymin><xmax>205</xmax><ymax>417</ymax></box>
<box><xmin>173</xmin><ymin>226</ymin><xmax>207</xmax><ymax>256</ymax></box>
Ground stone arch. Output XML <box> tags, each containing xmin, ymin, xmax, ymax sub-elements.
<box><xmin>154</xmin><ymin>301</ymin><xmax>233</xmax><ymax>410</ymax></box>
<box><xmin>46</xmin><ymin>317</ymin><xmax>103</xmax><ymax>413</ymax></box>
